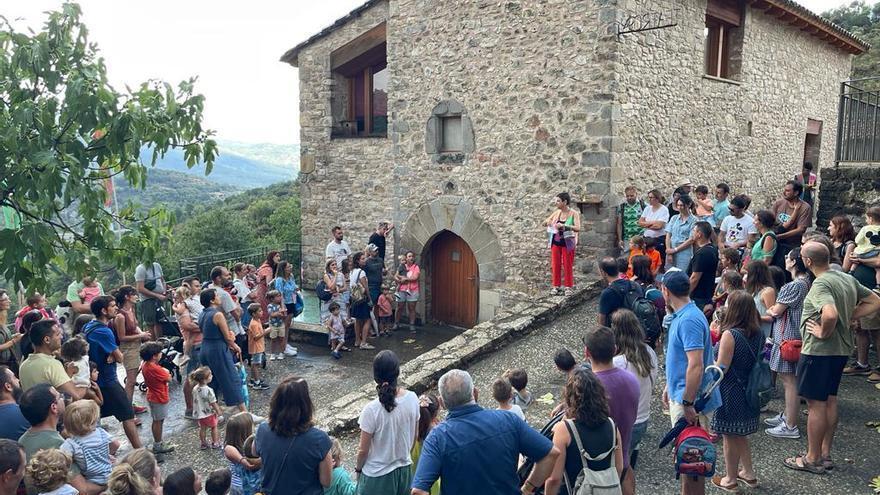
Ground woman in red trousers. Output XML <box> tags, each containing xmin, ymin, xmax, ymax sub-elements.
<box><xmin>545</xmin><ymin>192</ymin><xmax>581</xmax><ymax>296</ymax></box>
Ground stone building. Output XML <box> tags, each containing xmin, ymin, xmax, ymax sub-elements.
<box><xmin>282</xmin><ymin>0</ymin><xmax>866</xmax><ymax>328</ymax></box>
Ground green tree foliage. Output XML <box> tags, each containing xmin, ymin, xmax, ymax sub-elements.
<box><xmin>157</xmin><ymin>181</ymin><xmax>301</xmax><ymax>281</ymax></box>
<box><xmin>824</xmin><ymin>1</ymin><xmax>880</xmax><ymax>89</ymax></box>
<box><xmin>0</xmin><ymin>3</ymin><xmax>217</xmax><ymax>292</ymax></box>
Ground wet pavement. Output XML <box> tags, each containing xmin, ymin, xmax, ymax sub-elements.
<box><xmin>111</xmin><ymin>297</ymin><xmax>880</xmax><ymax>495</ymax></box>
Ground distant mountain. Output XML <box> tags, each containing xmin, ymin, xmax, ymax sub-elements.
<box><xmin>139</xmin><ymin>143</ymin><xmax>297</xmax><ymax>188</ymax></box>
<box><xmin>218</xmin><ymin>141</ymin><xmax>300</xmax><ymax>170</ymax></box>
<box><xmin>114</xmin><ymin>168</ymin><xmax>243</xmax><ymax>222</ymax></box>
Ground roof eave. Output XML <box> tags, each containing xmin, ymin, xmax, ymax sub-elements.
<box><xmin>279</xmin><ymin>0</ymin><xmax>383</xmax><ymax>68</ymax></box>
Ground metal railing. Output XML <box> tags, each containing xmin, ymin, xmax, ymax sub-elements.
<box><xmin>173</xmin><ymin>244</ymin><xmax>302</xmax><ymax>286</ymax></box>
<box><xmin>836</xmin><ymin>77</ymin><xmax>880</xmax><ymax>163</ymax></box>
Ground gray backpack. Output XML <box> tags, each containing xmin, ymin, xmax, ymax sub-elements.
<box><xmin>563</xmin><ymin>418</ymin><xmax>623</xmax><ymax>495</ymax></box>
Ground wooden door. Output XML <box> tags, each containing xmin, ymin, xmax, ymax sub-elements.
<box><xmin>430</xmin><ymin>231</ymin><xmax>478</xmax><ymax>328</ymax></box>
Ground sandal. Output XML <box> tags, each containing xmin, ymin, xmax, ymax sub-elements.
<box><xmin>710</xmin><ymin>476</ymin><xmax>740</xmax><ymax>493</ymax></box>
<box><xmin>340</xmin><ymin>346</ymin><xmax>352</xmax><ymax>352</ymax></box>
<box><xmin>783</xmin><ymin>455</ymin><xmax>825</xmax><ymax>474</ymax></box>
<box><xmin>867</xmin><ymin>371</ymin><xmax>880</xmax><ymax>383</ymax></box>
<box><xmin>821</xmin><ymin>456</ymin><xmax>834</xmax><ymax>471</ymax></box>
<box><xmin>736</xmin><ymin>474</ymin><xmax>758</xmax><ymax>489</ymax></box>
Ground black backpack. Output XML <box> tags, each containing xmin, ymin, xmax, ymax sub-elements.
<box><xmin>611</xmin><ymin>282</ymin><xmax>662</xmax><ymax>343</ymax></box>
<box><xmin>315</xmin><ymin>279</ymin><xmax>332</xmax><ymax>302</ymax></box>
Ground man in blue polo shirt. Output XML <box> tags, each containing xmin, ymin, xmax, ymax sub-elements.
<box><xmin>83</xmin><ymin>296</ymin><xmax>142</xmax><ymax>449</ymax></box>
<box><xmin>411</xmin><ymin>369</ymin><xmax>558</xmax><ymax>495</ymax></box>
<box><xmin>661</xmin><ymin>271</ymin><xmax>721</xmax><ymax>495</ymax></box>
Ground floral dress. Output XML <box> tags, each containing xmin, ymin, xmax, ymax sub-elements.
<box><xmin>769</xmin><ymin>277</ymin><xmax>809</xmax><ymax>374</ymax></box>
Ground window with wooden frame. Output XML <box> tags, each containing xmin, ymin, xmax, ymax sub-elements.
<box><xmin>704</xmin><ymin>0</ymin><xmax>743</xmax><ymax>81</ymax></box>
<box><xmin>330</xmin><ymin>23</ymin><xmax>388</xmax><ymax>138</ymax></box>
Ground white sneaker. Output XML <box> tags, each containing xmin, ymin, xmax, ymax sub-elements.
<box><xmin>284</xmin><ymin>345</ymin><xmax>298</xmax><ymax>356</ymax></box>
<box><xmin>763</xmin><ymin>413</ymin><xmax>785</xmax><ymax>427</ymax></box>
<box><xmin>276</xmin><ymin>352</ymin><xmax>285</xmax><ymax>360</ymax></box>
<box><xmin>271</xmin><ymin>354</ymin><xmax>280</xmax><ymax>361</ymax></box>
<box><xmin>765</xmin><ymin>422</ymin><xmax>800</xmax><ymax>439</ymax></box>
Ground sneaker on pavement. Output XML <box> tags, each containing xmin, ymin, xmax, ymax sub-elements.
<box><xmin>155</xmin><ymin>452</ymin><xmax>166</xmax><ymax>464</ymax></box>
<box><xmin>765</xmin><ymin>422</ymin><xmax>800</xmax><ymax>439</ymax></box>
<box><xmin>153</xmin><ymin>443</ymin><xmax>175</xmax><ymax>454</ymax></box>
<box><xmin>256</xmin><ymin>381</ymin><xmax>270</xmax><ymax>390</ymax></box>
<box><xmin>764</xmin><ymin>413</ymin><xmax>785</xmax><ymax>427</ymax></box>
<box><xmin>843</xmin><ymin>363</ymin><xmax>871</xmax><ymax>375</ymax></box>
<box><xmin>360</xmin><ymin>343</ymin><xmax>376</xmax><ymax>350</ymax></box>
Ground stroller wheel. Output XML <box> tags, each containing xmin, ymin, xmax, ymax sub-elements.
<box><xmin>138</xmin><ymin>382</ymin><xmax>147</xmax><ymax>393</ymax></box>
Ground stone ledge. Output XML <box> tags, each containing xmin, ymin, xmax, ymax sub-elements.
<box><xmin>313</xmin><ymin>277</ymin><xmax>603</xmax><ymax>436</ymax></box>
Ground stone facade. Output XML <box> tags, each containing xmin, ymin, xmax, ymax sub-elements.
<box><xmin>817</xmin><ymin>163</ymin><xmax>880</xmax><ymax>230</ymax></box>
<box><xmin>286</xmin><ymin>0</ymin><xmax>859</xmax><ymax>326</ymax></box>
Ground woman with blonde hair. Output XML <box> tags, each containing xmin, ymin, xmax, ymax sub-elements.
<box><xmin>106</xmin><ymin>449</ymin><xmax>162</xmax><ymax>495</ymax></box>
<box><xmin>610</xmin><ymin>309</ymin><xmax>658</xmax><ymax>474</ymax></box>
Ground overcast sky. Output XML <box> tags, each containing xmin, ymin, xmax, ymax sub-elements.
<box><xmin>5</xmin><ymin>0</ymin><xmax>858</xmax><ymax>145</ymax></box>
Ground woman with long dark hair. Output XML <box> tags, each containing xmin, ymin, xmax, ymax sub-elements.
<box><xmin>764</xmin><ymin>248</ymin><xmax>810</xmax><ymax>439</ymax></box>
<box><xmin>710</xmin><ymin>291</ymin><xmax>763</xmax><ymax>492</ymax></box>
<box><xmin>828</xmin><ymin>216</ymin><xmax>857</xmax><ymax>272</ymax></box>
<box><xmin>610</xmin><ymin>310</ymin><xmax>657</xmax><ymax>477</ymax></box>
<box><xmin>256</xmin><ymin>251</ymin><xmax>281</xmax><ymax>324</ymax></box>
<box><xmin>273</xmin><ymin>260</ymin><xmax>300</xmax><ymax>337</ymax></box>
<box><xmin>744</xmin><ymin>261</ymin><xmax>776</xmax><ymax>340</ymax></box>
<box><xmin>543</xmin><ymin>367</ymin><xmax>623</xmax><ymax>495</ymax></box>
<box><xmin>750</xmin><ymin>210</ymin><xmax>778</xmax><ymax>264</ymax></box>
<box><xmin>410</xmin><ymin>393</ymin><xmax>440</xmax><ymax>495</ymax></box>
<box><xmin>256</xmin><ymin>377</ymin><xmax>332</xmax><ymax>495</ymax></box>
<box><xmin>350</xmin><ymin>252</ymin><xmax>373</xmax><ymax>350</ymax></box>
<box><xmin>355</xmin><ymin>351</ymin><xmax>419</xmax><ymax>494</ymax></box>
<box><xmin>544</xmin><ymin>192</ymin><xmax>582</xmax><ymax>296</ymax></box>
<box><xmin>113</xmin><ymin>286</ymin><xmax>152</xmax><ymax>407</ymax></box>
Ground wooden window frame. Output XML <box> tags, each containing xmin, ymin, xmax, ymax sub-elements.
<box><xmin>705</xmin><ymin>16</ymin><xmax>735</xmax><ymax>80</ymax></box>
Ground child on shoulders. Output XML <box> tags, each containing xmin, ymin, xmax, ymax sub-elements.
<box><xmin>324</xmin><ymin>437</ymin><xmax>357</xmax><ymax>495</ymax></box>
<box><xmin>61</xmin><ymin>399</ymin><xmax>119</xmax><ymax>488</ymax></box>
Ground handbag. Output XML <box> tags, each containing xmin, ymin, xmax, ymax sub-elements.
<box><xmin>780</xmin><ymin>339</ymin><xmax>802</xmax><ymax>363</ymax></box>
<box><xmin>292</xmin><ymin>293</ymin><xmax>304</xmax><ymax>317</ymax></box>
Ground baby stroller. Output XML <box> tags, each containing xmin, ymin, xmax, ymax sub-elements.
<box><xmin>136</xmin><ymin>308</ymin><xmax>185</xmax><ymax>392</ymax></box>
<box><xmin>517</xmin><ymin>410</ymin><xmax>565</xmax><ymax>494</ymax></box>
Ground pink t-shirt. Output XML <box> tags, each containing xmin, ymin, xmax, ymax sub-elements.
<box><xmin>401</xmin><ymin>264</ymin><xmax>421</xmax><ymax>293</ymax></box>
<box><xmin>79</xmin><ymin>286</ymin><xmax>103</xmax><ymax>304</ymax></box>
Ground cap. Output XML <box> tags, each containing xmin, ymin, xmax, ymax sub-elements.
<box><xmin>366</xmin><ymin>243</ymin><xmax>379</xmax><ymax>253</ymax></box>
<box><xmin>662</xmin><ymin>270</ymin><xmax>691</xmax><ymax>297</ymax></box>
<box><xmin>680</xmin><ymin>180</ymin><xmax>694</xmax><ymax>188</ymax></box>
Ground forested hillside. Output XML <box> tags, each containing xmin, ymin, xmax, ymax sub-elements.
<box><xmin>114</xmin><ymin>168</ymin><xmax>243</xmax><ymax>223</ymax></box>
<box><xmin>824</xmin><ymin>1</ymin><xmax>880</xmax><ymax>88</ymax></box>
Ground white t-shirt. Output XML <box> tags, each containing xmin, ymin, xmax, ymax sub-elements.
<box><xmin>358</xmin><ymin>390</ymin><xmax>419</xmax><ymax>477</ymax></box>
<box><xmin>499</xmin><ymin>404</ymin><xmax>525</xmax><ymax>420</ymax></box>
<box><xmin>720</xmin><ymin>214</ymin><xmax>757</xmax><ymax>247</ymax></box>
<box><xmin>613</xmin><ymin>346</ymin><xmax>658</xmax><ymax>424</ymax></box>
<box><xmin>325</xmin><ymin>240</ymin><xmax>352</xmax><ymax>267</ymax></box>
<box><xmin>233</xmin><ymin>278</ymin><xmax>252</xmax><ymax>303</ymax></box>
<box><xmin>640</xmin><ymin>205</ymin><xmax>670</xmax><ymax>238</ymax></box>
<box><xmin>350</xmin><ymin>268</ymin><xmax>366</xmax><ymax>289</ymax></box>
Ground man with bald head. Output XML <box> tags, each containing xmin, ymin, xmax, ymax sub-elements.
<box><xmin>784</xmin><ymin>241</ymin><xmax>880</xmax><ymax>475</ymax></box>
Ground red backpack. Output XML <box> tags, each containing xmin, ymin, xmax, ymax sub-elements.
<box><xmin>674</xmin><ymin>424</ymin><xmax>716</xmax><ymax>479</ymax></box>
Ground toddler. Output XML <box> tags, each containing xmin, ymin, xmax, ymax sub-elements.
<box><xmin>140</xmin><ymin>341</ymin><xmax>174</xmax><ymax>458</ymax></box>
<box><xmin>694</xmin><ymin>185</ymin><xmax>714</xmax><ymax>222</ymax></box>
<box><xmin>190</xmin><ymin>366</ymin><xmax>225</xmax><ymax>449</ymax></box>
<box><xmin>505</xmin><ymin>368</ymin><xmax>534</xmax><ymax>411</ymax></box>
<box><xmin>223</xmin><ymin>413</ymin><xmax>261</xmax><ymax>495</ymax></box>
<box><xmin>326</xmin><ymin>302</ymin><xmax>347</xmax><ymax>359</ymax></box>
<box><xmin>77</xmin><ymin>277</ymin><xmax>102</xmax><ymax>306</ymax></box>
<box><xmin>852</xmin><ymin>206</ymin><xmax>880</xmax><ymax>288</ymax></box>
<box><xmin>553</xmin><ymin>348</ymin><xmax>577</xmax><ymax>376</ymax></box>
<box><xmin>266</xmin><ymin>290</ymin><xmax>286</xmax><ymax>361</ymax></box>
<box><xmin>713</xmin><ymin>270</ymin><xmax>743</xmax><ymax>311</ymax></box>
<box><xmin>172</xmin><ymin>286</ymin><xmax>198</xmax><ymax>356</ymax></box>
<box><xmin>60</xmin><ymin>337</ymin><xmax>91</xmax><ymax>389</ymax></box>
<box><xmin>205</xmin><ymin>469</ymin><xmax>232</xmax><ymax>495</ymax></box>
<box><xmin>626</xmin><ymin>236</ymin><xmax>652</xmax><ymax>277</ymax></box>
<box><xmin>644</xmin><ymin>237</ymin><xmax>662</xmax><ymax>275</ymax></box>
<box><xmin>324</xmin><ymin>437</ymin><xmax>357</xmax><ymax>495</ymax></box>
<box><xmin>375</xmin><ymin>286</ymin><xmax>393</xmax><ymax>335</ymax></box>
<box><xmin>25</xmin><ymin>448</ymin><xmax>78</xmax><ymax>495</ymax></box>
<box><xmin>61</xmin><ymin>399</ymin><xmax>119</xmax><ymax>487</ymax></box>
<box><xmin>715</xmin><ymin>247</ymin><xmax>742</xmax><ymax>298</ymax></box>
<box><xmin>492</xmin><ymin>377</ymin><xmax>525</xmax><ymax>420</ymax></box>
<box><xmin>246</xmin><ymin>305</ymin><xmax>269</xmax><ymax>390</ymax></box>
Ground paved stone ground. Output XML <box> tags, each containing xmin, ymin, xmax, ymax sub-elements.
<box><xmin>110</xmin><ymin>299</ymin><xmax>880</xmax><ymax>494</ymax></box>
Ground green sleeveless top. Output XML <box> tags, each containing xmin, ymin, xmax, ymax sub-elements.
<box><xmin>751</xmin><ymin>230</ymin><xmax>777</xmax><ymax>262</ymax></box>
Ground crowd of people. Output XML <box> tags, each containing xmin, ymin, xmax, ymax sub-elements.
<box><xmin>1</xmin><ymin>162</ymin><xmax>880</xmax><ymax>495</ymax></box>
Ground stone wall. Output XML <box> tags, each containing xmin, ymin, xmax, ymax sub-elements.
<box><xmin>816</xmin><ymin>163</ymin><xmax>880</xmax><ymax>229</ymax></box>
<box><xmin>613</xmin><ymin>0</ymin><xmax>851</xmax><ymax>212</ymax></box>
<box><xmin>296</xmin><ymin>1</ymin><xmax>393</xmax><ymax>285</ymax></box>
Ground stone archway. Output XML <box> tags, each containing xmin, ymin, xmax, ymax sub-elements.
<box><xmin>399</xmin><ymin>196</ymin><xmax>504</xmax><ymax>323</ymax></box>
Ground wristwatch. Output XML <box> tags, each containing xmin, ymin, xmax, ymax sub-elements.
<box><xmin>681</xmin><ymin>399</ymin><xmax>695</xmax><ymax>407</ymax></box>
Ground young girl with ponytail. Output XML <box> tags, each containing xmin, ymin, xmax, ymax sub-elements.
<box><xmin>355</xmin><ymin>350</ymin><xmax>420</xmax><ymax>495</ymax></box>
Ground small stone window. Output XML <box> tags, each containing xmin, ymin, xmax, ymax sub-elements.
<box><xmin>704</xmin><ymin>0</ymin><xmax>744</xmax><ymax>81</ymax></box>
<box><xmin>426</xmin><ymin>100</ymin><xmax>475</xmax><ymax>163</ymax></box>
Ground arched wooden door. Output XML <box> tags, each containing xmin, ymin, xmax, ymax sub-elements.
<box><xmin>430</xmin><ymin>230</ymin><xmax>478</xmax><ymax>328</ymax></box>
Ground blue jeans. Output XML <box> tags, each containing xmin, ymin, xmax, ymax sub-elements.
<box><xmin>629</xmin><ymin>420</ymin><xmax>649</xmax><ymax>468</ymax></box>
